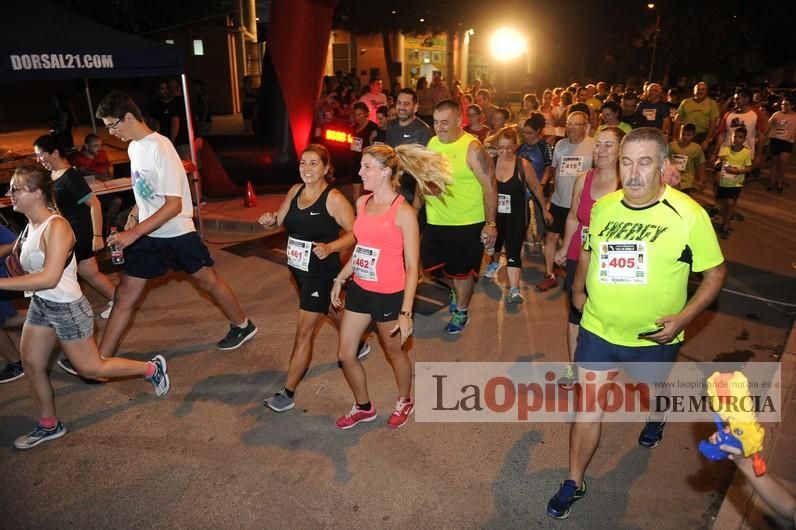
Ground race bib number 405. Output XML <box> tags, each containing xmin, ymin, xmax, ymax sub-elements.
<box><xmin>287</xmin><ymin>237</ymin><xmax>312</xmax><ymax>272</ymax></box>
<box><xmin>352</xmin><ymin>244</ymin><xmax>380</xmax><ymax>282</ymax></box>
<box><xmin>598</xmin><ymin>242</ymin><xmax>647</xmax><ymax>284</ymax></box>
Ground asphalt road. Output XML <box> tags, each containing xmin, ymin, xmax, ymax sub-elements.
<box><xmin>0</xmin><ymin>170</ymin><xmax>793</xmax><ymax>529</ymax></box>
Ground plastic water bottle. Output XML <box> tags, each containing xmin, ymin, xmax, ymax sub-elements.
<box><xmin>109</xmin><ymin>227</ymin><xmax>124</xmax><ymax>265</ymax></box>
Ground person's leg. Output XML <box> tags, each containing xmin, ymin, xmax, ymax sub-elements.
<box><xmin>77</xmin><ymin>257</ymin><xmax>116</xmax><ymax>301</ymax></box>
<box><xmin>568</xmin><ymin>368</ymin><xmax>615</xmax><ymax>486</ymax></box>
<box><xmin>543</xmin><ymin>231</ymin><xmax>559</xmax><ymax>276</ymax></box>
<box><xmin>98</xmin><ymin>274</ymin><xmax>148</xmax><ymax>357</ymax></box>
<box><xmin>63</xmin><ymin>336</ymin><xmax>151</xmax><ymax>380</ymax></box>
<box><xmin>453</xmin><ymin>276</ymin><xmax>475</xmax><ymax>310</ymax></box>
<box><xmin>775</xmin><ymin>152</ymin><xmax>790</xmax><ymax>189</ymax></box>
<box><xmin>0</xmin><ymin>329</ymin><xmax>20</xmax><ymax>363</ymax></box>
<box><xmin>567</xmin><ymin>323</ymin><xmax>579</xmax><ymax>362</ymax></box>
<box><xmin>19</xmin><ymin>323</ymin><xmax>59</xmax><ymax>420</ymax></box>
<box><xmin>191</xmin><ymin>266</ymin><xmax>247</xmax><ymax>325</ymax></box>
<box><xmin>375</xmin><ymin>320</ymin><xmax>412</xmax><ymax>398</ymax></box>
<box><xmin>284</xmin><ymin>310</ymin><xmax>324</xmax><ymax>391</ymax></box>
<box><xmin>337</xmin><ymin>311</ymin><xmax>373</xmax><ymax>404</ymax></box>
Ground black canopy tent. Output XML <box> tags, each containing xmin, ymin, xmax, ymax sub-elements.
<box><xmin>1</xmin><ymin>1</ymin><xmax>204</xmax><ymax>233</ymax></box>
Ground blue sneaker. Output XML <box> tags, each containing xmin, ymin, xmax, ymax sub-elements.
<box><xmin>546</xmin><ymin>479</ymin><xmax>587</xmax><ymax>519</ymax></box>
<box><xmin>448</xmin><ymin>289</ymin><xmax>457</xmax><ymax>313</ymax></box>
<box><xmin>483</xmin><ymin>261</ymin><xmax>501</xmax><ymax>278</ymax></box>
<box><xmin>14</xmin><ymin>422</ymin><xmax>67</xmax><ymax>450</ymax></box>
<box><xmin>145</xmin><ymin>355</ymin><xmax>170</xmax><ymax>397</ymax></box>
<box><xmin>638</xmin><ymin>417</ymin><xmax>666</xmax><ymax>448</ymax></box>
<box><xmin>445</xmin><ymin>310</ymin><xmax>469</xmax><ymax>334</ymax></box>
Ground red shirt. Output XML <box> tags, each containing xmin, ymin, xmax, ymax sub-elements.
<box><xmin>69</xmin><ymin>149</ymin><xmax>110</xmax><ymax>175</ymax></box>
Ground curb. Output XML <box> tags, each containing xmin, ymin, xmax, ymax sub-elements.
<box><xmin>712</xmin><ymin>319</ymin><xmax>796</xmax><ymax>529</ymax></box>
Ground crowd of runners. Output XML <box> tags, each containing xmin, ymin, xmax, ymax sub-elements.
<box><xmin>1</xmin><ymin>75</ymin><xmax>794</xmax><ymax>521</ymax></box>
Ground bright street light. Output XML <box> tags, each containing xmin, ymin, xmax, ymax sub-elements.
<box><xmin>489</xmin><ymin>27</ymin><xmax>527</xmax><ymax>62</ymax></box>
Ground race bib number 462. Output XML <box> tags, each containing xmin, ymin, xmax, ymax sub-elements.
<box><xmin>352</xmin><ymin>244</ymin><xmax>380</xmax><ymax>282</ymax></box>
<box><xmin>598</xmin><ymin>242</ymin><xmax>647</xmax><ymax>284</ymax></box>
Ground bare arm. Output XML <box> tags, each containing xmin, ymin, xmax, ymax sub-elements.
<box><xmin>313</xmin><ymin>189</ymin><xmax>356</xmax><ymax>259</ymax></box>
<box><xmin>556</xmin><ymin>173</ymin><xmax>585</xmax><ymax>265</ymax></box>
<box><xmin>111</xmin><ymin>196</ymin><xmax>182</xmax><ymax>250</ymax></box>
<box><xmin>522</xmin><ymin>159</ymin><xmax>550</xmax><ymax>215</ymax></box>
<box><xmin>391</xmin><ymin>203</ymin><xmax>420</xmax><ymax>345</ymax></box>
<box><xmin>571</xmin><ymin>244</ymin><xmax>590</xmax><ymax>311</ymax></box>
<box><xmin>647</xmin><ymin>263</ymin><xmax>726</xmax><ymax>344</ymax></box>
<box><xmin>258</xmin><ymin>184</ymin><xmax>302</xmax><ymax>228</ymax></box>
<box><xmin>86</xmin><ymin>194</ymin><xmax>105</xmax><ymax>251</ymax></box>
<box><xmin>467</xmin><ymin>141</ymin><xmax>498</xmax><ymax>247</ymax></box>
<box><xmin>0</xmin><ymin>217</ymin><xmax>74</xmax><ymax>292</ymax></box>
<box><xmin>169</xmin><ymin>115</ymin><xmax>180</xmax><ymax>143</ymax></box>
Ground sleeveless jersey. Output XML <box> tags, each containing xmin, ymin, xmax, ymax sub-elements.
<box><xmin>352</xmin><ymin>194</ymin><xmax>405</xmax><ymax>294</ymax></box>
<box><xmin>426</xmin><ymin>133</ymin><xmax>485</xmax><ymax>226</ymax></box>
<box><xmin>282</xmin><ymin>185</ymin><xmax>341</xmax><ymax>277</ymax></box>
<box><xmin>20</xmin><ymin>215</ymin><xmax>81</xmax><ymax>302</ymax></box>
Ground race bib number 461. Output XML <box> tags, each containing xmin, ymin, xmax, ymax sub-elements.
<box><xmin>287</xmin><ymin>237</ymin><xmax>312</xmax><ymax>272</ymax></box>
<box><xmin>598</xmin><ymin>242</ymin><xmax>647</xmax><ymax>284</ymax></box>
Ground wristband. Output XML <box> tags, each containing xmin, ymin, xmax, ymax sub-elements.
<box><xmin>486</xmin><ymin>220</ymin><xmax>496</xmax><ymax>228</ymax></box>
<box><xmin>399</xmin><ymin>310</ymin><xmax>412</xmax><ymax>318</ymax></box>
<box><xmin>93</xmin><ymin>234</ymin><xmax>102</xmax><ymax>237</ymax></box>
<box><xmin>333</xmin><ymin>277</ymin><xmax>347</xmax><ymax>284</ymax></box>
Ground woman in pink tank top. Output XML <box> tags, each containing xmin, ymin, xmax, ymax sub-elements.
<box><xmin>330</xmin><ymin>144</ymin><xmax>451</xmax><ymax>430</ymax></box>
<box><xmin>553</xmin><ymin>127</ymin><xmax>624</xmax><ymax>387</ymax></box>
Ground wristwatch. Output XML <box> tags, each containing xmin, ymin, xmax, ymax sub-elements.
<box><xmin>399</xmin><ymin>310</ymin><xmax>412</xmax><ymax>318</ymax></box>
<box><xmin>486</xmin><ymin>220</ymin><xmax>497</xmax><ymax>228</ymax></box>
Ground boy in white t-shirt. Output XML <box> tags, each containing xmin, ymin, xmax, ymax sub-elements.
<box><xmin>95</xmin><ymin>92</ymin><xmax>257</xmax><ymax>357</ymax></box>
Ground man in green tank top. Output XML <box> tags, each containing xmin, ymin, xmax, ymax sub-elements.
<box><xmin>423</xmin><ymin>100</ymin><xmax>498</xmax><ymax>334</ymax></box>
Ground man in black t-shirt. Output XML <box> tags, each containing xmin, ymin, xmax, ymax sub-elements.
<box><xmin>385</xmin><ymin>88</ymin><xmax>434</xmax><ymax>205</ymax></box>
<box><xmin>149</xmin><ymin>81</ymin><xmax>190</xmax><ymax>159</ymax></box>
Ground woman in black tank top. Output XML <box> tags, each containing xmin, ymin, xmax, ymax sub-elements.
<box><xmin>484</xmin><ymin>128</ymin><xmax>551</xmax><ymax>303</ymax></box>
<box><xmin>257</xmin><ymin>145</ymin><xmax>362</xmax><ymax>413</ymax></box>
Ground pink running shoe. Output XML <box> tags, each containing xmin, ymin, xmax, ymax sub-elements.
<box><xmin>335</xmin><ymin>404</ymin><xmax>378</xmax><ymax>429</ymax></box>
<box><xmin>387</xmin><ymin>397</ymin><xmax>414</xmax><ymax>429</ymax></box>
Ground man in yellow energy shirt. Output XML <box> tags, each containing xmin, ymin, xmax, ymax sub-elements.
<box><xmin>546</xmin><ymin>128</ymin><xmax>726</xmax><ymax>520</ymax></box>
<box><xmin>424</xmin><ymin>99</ymin><xmax>498</xmax><ymax>334</ymax></box>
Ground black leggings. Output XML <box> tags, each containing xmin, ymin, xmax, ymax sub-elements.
<box><xmin>494</xmin><ymin>213</ymin><xmax>528</xmax><ymax>267</ymax></box>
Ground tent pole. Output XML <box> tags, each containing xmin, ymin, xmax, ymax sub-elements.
<box><xmin>84</xmin><ymin>79</ymin><xmax>97</xmax><ymax>137</ymax></box>
<box><xmin>180</xmin><ymin>73</ymin><xmax>204</xmax><ymax>238</ymax></box>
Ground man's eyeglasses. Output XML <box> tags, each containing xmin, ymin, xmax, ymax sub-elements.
<box><xmin>567</xmin><ymin>121</ymin><xmax>588</xmax><ymax>127</ymax></box>
<box><xmin>496</xmin><ymin>146</ymin><xmax>517</xmax><ymax>152</ymax></box>
<box><xmin>105</xmin><ymin>117</ymin><xmax>123</xmax><ymax>130</ymax></box>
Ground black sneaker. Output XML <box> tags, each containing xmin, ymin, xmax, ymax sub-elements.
<box><xmin>0</xmin><ymin>361</ymin><xmax>24</xmax><ymax>383</ymax></box>
<box><xmin>217</xmin><ymin>320</ymin><xmax>258</xmax><ymax>350</ymax></box>
<box><xmin>57</xmin><ymin>358</ymin><xmax>79</xmax><ymax>376</ymax></box>
<box><xmin>639</xmin><ymin>417</ymin><xmax>666</xmax><ymax>448</ymax></box>
<box><xmin>546</xmin><ymin>479</ymin><xmax>587</xmax><ymax>519</ymax></box>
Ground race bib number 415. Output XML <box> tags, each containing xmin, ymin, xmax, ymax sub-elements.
<box><xmin>559</xmin><ymin>156</ymin><xmax>583</xmax><ymax>177</ymax></box>
<box><xmin>598</xmin><ymin>242</ymin><xmax>647</xmax><ymax>284</ymax></box>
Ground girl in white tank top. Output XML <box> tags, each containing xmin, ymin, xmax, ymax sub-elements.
<box><xmin>1</xmin><ymin>165</ymin><xmax>171</xmax><ymax>450</ymax></box>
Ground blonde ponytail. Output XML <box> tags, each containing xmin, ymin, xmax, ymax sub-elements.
<box><xmin>364</xmin><ymin>144</ymin><xmax>452</xmax><ymax>197</ymax></box>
